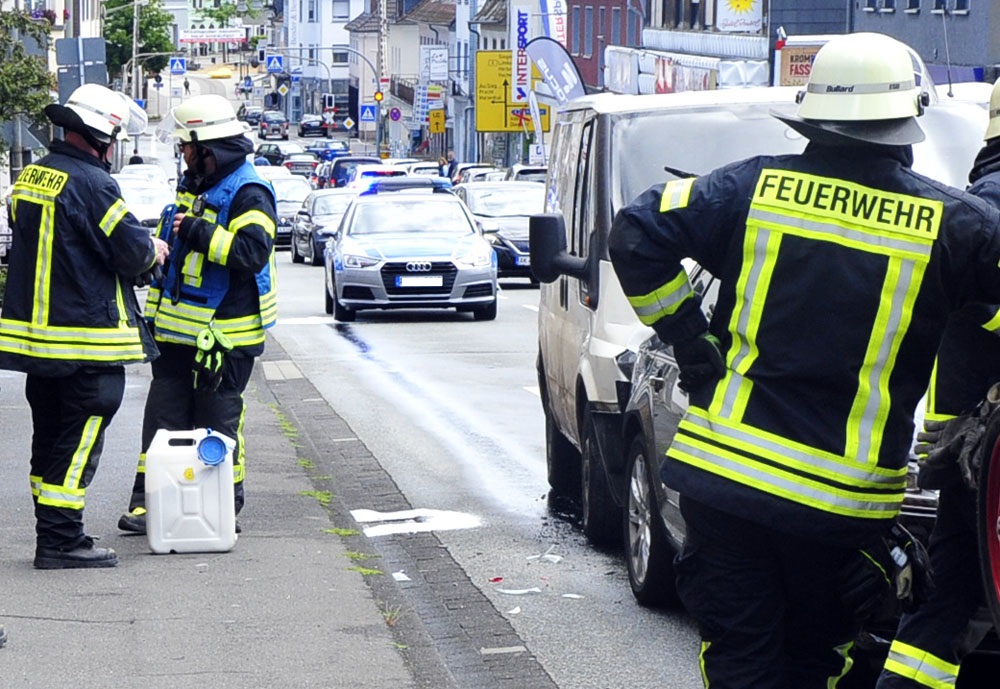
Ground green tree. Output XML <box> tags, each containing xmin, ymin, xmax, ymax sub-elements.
<box><xmin>0</xmin><ymin>12</ymin><xmax>53</xmax><ymax>152</ymax></box>
<box><xmin>103</xmin><ymin>0</ymin><xmax>175</xmax><ymax>78</ymax></box>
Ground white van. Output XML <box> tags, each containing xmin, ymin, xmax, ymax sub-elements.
<box><xmin>530</xmin><ymin>87</ymin><xmax>987</xmax><ymax>546</ymax></box>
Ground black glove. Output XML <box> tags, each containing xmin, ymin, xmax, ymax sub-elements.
<box><xmin>672</xmin><ymin>332</ymin><xmax>725</xmax><ymax>393</ymax></box>
<box><xmin>885</xmin><ymin>522</ymin><xmax>934</xmax><ymax>614</ymax></box>
<box><xmin>193</xmin><ymin>327</ymin><xmax>233</xmax><ymax>391</ymax></box>
<box><xmin>839</xmin><ymin>542</ymin><xmax>893</xmax><ymax>627</ymax></box>
<box><xmin>133</xmin><ymin>264</ymin><xmax>163</xmax><ymax>289</ymax></box>
<box><xmin>917</xmin><ymin>414</ymin><xmax>988</xmax><ymax>491</ymax></box>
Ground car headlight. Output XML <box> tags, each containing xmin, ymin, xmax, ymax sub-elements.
<box><xmin>343</xmin><ymin>254</ymin><xmax>380</xmax><ymax>268</ymax></box>
<box><xmin>280</xmin><ymin>216</ymin><xmax>293</xmax><ymax>225</ymax></box>
<box><xmin>453</xmin><ymin>248</ymin><xmax>494</xmax><ymax>267</ymax></box>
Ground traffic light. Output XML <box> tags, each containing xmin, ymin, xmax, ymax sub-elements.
<box><xmin>373</xmin><ymin>90</ymin><xmax>384</xmax><ymax>103</ymax></box>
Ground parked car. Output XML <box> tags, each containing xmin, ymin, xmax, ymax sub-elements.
<box><xmin>259</xmin><ymin>110</ymin><xmax>289</xmax><ymax>140</ymax></box>
<box><xmin>304</xmin><ymin>139</ymin><xmax>352</xmax><ymax>161</ymax></box>
<box><xmin>269</xmin><ymin>174</ymin><xmax>313</xmax><ymax>250</ymax></box>
<box><xmin>239</xmin><ymin>105</ymin><xmax>265</xmax><ymax>126</ymax></box>
<box><xmin>504</xmin><ymin>164</ymin><xmax>547</xmax><ymax>183</ymax></box>
<box><xmin>298</xmin><ymin>114</ymin><xmax>327</xmax><ymax>137</ymax></box>
<box><xmin>403</xmin><ymin>161</ymin><xmax>444</xmax><ymax>176</ymax></box>
<box><xmin>116</xmin><ymin>163</ymin><xmax>174</xmax><ymax>189</ymax></box>
<box><xmin>255</xmin><ymin>141</ymin><xmax>306</xmax><ymax>166</ymax></box>
<box><xmin>345</xmin><ymin>164</ymin><xmax>408</xmax><ymax>191</ymax></box>
<box><xmin>254</xmin><ymin>165</ymin><xmax>293</xmax><ymax>182</ymax></box>
<box><xmin>112</xmin><ymin>174</ymin><xmax>174</xmax><ymax>231</ymax></box>
<box><xmin>328</xmin><ymin>156</ymin><xmax>382</xmax><ymax>187</ymax></box>
<box><xmin>450</xmin><ymin>163</ymin><xmax>493</xmax><ymax>183</ymax></box>
<box><xmin>453</xmin><ymin>181</ymin><xmax>545</xmax><ymax>280</ymax></box>
<box><xmin>322</xmin><ymin>185</ymin><xmax>498</xmax><ymax>322</ymax></box>
<box><xmin>290</xmin><ymin>188</ymin><xmax>356</xmax><ymax>265</ymax></box>
<box><xmin>282</xmin><ymin>152</ymin><xmax>319</xmax><ymax>177</ymax></box>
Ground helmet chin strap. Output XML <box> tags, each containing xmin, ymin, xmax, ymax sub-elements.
<box><xmin>81</xmin><ymin>124</ymin><xmax>120</xmax><ymax>170</ymax></box>
<box><xmin>187</xmin><ymin>132</ymin><xmax>214</xmax><ymax>177</ymax></box>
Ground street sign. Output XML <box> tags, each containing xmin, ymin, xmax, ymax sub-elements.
<box><xmin>277</xmin><ymin>83</ymin><xmax>290</xmax><ymax>96</ymax></box>
<box><xmin>475</xmin><ymin>51</ymin><xmax>550</xmax><ymax>132</ymax></box>
<box><xmin>172</xmin><ymin>87</ymin><xmax>182</xmax><ymax>98</ymax></box>
<box><xmin>244</xmin><ymin>75</ymin><xmax>253</xmax><ymax>88</ymax></box>
<box><xmin>291</xmin><ymin>75</ymin><xmax>300</xmax><ymax>83</ymax></box>
<box><xmin>429</xmin><ymin>109</ymin><xmax>445</xmax><ymax>134</ymax></box>
<box><xmin>169</xmin><ymin>57</ymin><xmax>187</xmax><ymax>75</ymax></box>
<box><xmin>389</xmin><ymin>107</ymin><xmax>401</xmax><ymax>122</ymax></box>
<box><xmin>266</xmin><ymin>55</ymin><xmax>284</xmax><ymax>73</ymax></box>
<box><xmin>322</xmin><ymin>111</ymin><xmax>336</xmax><ymax>125</ymax></box>
<box><xmin>153</xmin><ymin>82</ymin><xmax>163</xmax><ymax>89</ymax></box>
<box><xmin>135</xmin><ymin>99</ymin><xmax>146</xmax><ymax>109</ymax></box>
<box><xmin>359</xmin><ymin>105</ymin><xmax>377</xmax><ymax>123</ymax></box>
<box><xmin>343</xmin><ymin>117</ymin><xmax>355</xmax><ymax>130</ymax></box>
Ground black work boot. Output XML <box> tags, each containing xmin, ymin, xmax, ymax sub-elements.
<box><xmin>34</xmin><ymin>537</ymin><xmax>118</xmax><ymax>569</ymax></box>
<box><xmin>117</xmin><ymin>507</ymin><xmax>147</xmax><ymax>534</ymax></box>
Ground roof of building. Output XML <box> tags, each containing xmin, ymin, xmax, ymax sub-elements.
<box><xmin>471</xmin><ymin>0</ymin><xmax>505</xmax><ymax>25</ymax></box>
<box><xmin>405</xmin><ymin>0</ymin><xmax>455</xmax><ymax>25</ymax></box>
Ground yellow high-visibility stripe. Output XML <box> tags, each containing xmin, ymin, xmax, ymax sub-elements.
<box><xmin>626</xmin><ymin>269</ymin><xmax>693</xmax><ymax>325</ymax></box>
<box><xmin>65</xmin><ymin>417</ymin><xmax>102</xmax><ymax>489</ymax></box>
<box><xmin>883</xmin><ymin>639</ymin><xmax>959</xmax><ymax>689</ymax></box>
<box><xmin>99</xmin><ymin>199</ymin><xmax>129</xmax><ymax>236</ymax></box>
<box><xmin>659</xmin><ymin>178</ymin><xmax>695</xmax><ymax>212</ymax></box>
<box><xmin>208</xmin><ymin>229</ymin><xmax>234</xmax><ymax>264</ymax></box>
<box><xmin>230</xmin><ymin>209</ymin><xmax>276</xmax><ymax>238</ymax></box>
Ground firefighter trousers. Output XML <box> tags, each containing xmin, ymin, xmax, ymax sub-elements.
<box><xmin>126</xmin><ymin>341</ymin><xmax>254</xmax><ymax>514</ymax></box>
<box><xmin>876</xmin><ymin>482</ymin><xmax>992</xmax><ymax>688</ymax></box>
<box><xmin>675</xmin><ymin>495</ymin><xmax>861</xmax><ymax>689</ymax></box>
<box><xmin>26</xmin><ymin>367</ymin><xmax>125</xmax><ymax>549</ymax></box>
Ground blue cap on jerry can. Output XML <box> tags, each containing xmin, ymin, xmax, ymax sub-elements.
<box><xmin>197</xmin><ymin>428</ymin><xmax>228</xmax><ymax>466</ymax></box>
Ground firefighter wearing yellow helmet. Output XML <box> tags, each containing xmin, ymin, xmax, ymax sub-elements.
<box><xmin>119</xmin><ymin>94</ymin><xmax>277</xmax><ymax>535</ymax></box>
<box><xmin>607</xmin><ymin>32</ymin><xmax>1000</xmax><ymax>687</ymax></box>
<box><xmin>0</xmin><ymin>84</ymin><xmax>169</xmax><ymax>569</ymax></box>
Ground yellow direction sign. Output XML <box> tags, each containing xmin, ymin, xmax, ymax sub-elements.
<box><xmin>475</xmin><ymin>51</ymin><xmax>551</xmax><ymax>133</ymax></box>
<box><xmin>429</xmin><ymin>108</ymin><xmax>446</xmax><ymax>134</ymax></box>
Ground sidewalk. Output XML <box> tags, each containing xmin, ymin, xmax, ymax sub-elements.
<box><xmin>0</xmin><ymin>337</ymin><xmax>416</xmax><ymax>688</ymax></box>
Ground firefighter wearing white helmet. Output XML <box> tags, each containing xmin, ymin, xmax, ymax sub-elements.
<box><xmin>874</xmin><ymin>78</ymin><xmax>1000</xmax><ymax>689</ymax></box>
<box><xmin>607</xmin><ymin>31</ymin><xmax>1000</xmax><ymax>688</ymax></box>
<box><xmin>119</xmin><ymin>94</ymin><xmax>277</xmax><ymax>535</ymax></box>
<box><xmin>0</xmin><ymin>84</ymin><xmax>170</xmax><ymax>569</ymax></box>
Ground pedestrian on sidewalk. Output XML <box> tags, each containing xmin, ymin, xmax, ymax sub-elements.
<box><xmin>129</xmin><ymin>148</ymin><xmax>144</xmax><ymax>164</ymax></box>
<box><xmin>183</xmin><ymin>77</ymin><xmax>190</xmax><ymax>95</ymax></box>
<box><xmin>0</xmin><ymin>84</ymin><xmax>169</xmax><ymax>569</ymax></box>
<box><xmin>118</xmin><ymin>94</ymin><xmax>277</xmax><ymax>535</ymax></box>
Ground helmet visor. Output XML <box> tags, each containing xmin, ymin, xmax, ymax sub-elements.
<box><xmin>124</xmin><ymin>96</ymin><xmax>148</xmax><ymax>138</ymax></box>
<box><xmin>155</xmin><ymin>106</ymin><xmax>182</xmax><ymax>144</ymax></box>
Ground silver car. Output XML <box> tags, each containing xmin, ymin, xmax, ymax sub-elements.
<box><xmin>323</xmin><ymin>187</ymin><xmax>498</xmax><ymax>321</ymax></box>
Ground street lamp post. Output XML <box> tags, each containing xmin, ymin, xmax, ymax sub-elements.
<box><xmin>131</xmin><ymin>0</ymin><xmax>140</xmax><ymax>99</ymax></box>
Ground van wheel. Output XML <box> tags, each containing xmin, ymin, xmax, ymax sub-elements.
<box><xmin>545</xmin><ymin>407</ymin><xmax>579</xmax><ymax>496</ymax></box>
<box><xmin>581</xmin><ymin>411</ymin><xmax>620</xmax><ymax>547</ymax></box>
<box><xmin>624</xmin><ymin>434</ymin><xmax>678</xmax><ymax>607</ymax></box>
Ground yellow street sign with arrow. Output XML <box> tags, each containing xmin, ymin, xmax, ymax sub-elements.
<box><xmin>475</xmin><ymin>50</ymin><xmax>551</xmax><ymax>133</ymax></box>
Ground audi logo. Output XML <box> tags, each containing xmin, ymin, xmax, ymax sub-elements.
<box><xmin>406</xmin><ymin>261</ymin><xmax>433</xmax><ymax>272</ymax></box>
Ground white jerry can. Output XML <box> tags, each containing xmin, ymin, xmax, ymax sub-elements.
<box><xmin>145</xmin><ymin>428</ymin><xmax>238</xmax><ymax>554</ymax></box>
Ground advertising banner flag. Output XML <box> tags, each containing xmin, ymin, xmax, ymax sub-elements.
<box><xmin>525</xmin><ymin>36</ymin><xmax>585</xmax><ymax>105</ymax></box>
<box><xmin>510</xmin><ymin>3</ymin><xmax>532</xmax><ymax>104</ymax></box>
<box><xmin>539</xmin><ymin>0</ymin><xmax>568</xmax><ymax>47</ymax></box>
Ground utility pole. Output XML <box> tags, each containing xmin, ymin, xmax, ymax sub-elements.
<box><xmin>376</xmin><ymin>0</ymin><xmax>387</xmax><ymax>153</ymax></box>
<box><xmin>132</xmin><ymin>0</ymin><xmax>141</xmax><ymax>99</ymax></box>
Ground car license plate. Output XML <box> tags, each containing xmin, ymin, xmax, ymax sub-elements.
<box><xmin>516</xmin><ymin>256</ymin><xmax>531</xmax><ymax>266</ymax></box>
<box><xmin>397</xmin><ymin>275</ymin><xmax>443</xmax><ymax>287</ymax></box>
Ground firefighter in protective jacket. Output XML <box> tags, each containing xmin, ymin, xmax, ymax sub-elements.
<box><xmin>609</xmin><ymin>33</ymin><xmax>1000</xmax><ymax>688</ymax></box>
<box><xmin>0</xmin><ymin>84</ymin><xmax>170</xmax><ymax>569</ymax></box>
<box><xmin>875</xmin><ymin>79</ymin><xmax>1000</xmax><ymax>689</ymax></box>
<box><xmin>118</xmin><ymin>94</ymin><xmax>277</xmax><ymax>534</ymax></box>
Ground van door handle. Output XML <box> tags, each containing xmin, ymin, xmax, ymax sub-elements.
<box><xmin>650</xmin><ymin>375</ymin><xmax>665</xmax><ymax>392</ymax></box>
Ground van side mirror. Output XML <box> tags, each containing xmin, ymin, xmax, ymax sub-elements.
<box><xmin>530</xmin><ymin>213</ymin><xmax>587</xmax><ymax>283</ymax></box>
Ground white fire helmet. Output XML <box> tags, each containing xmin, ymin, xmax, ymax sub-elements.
<box><xmin>158</xmin><ymin>94</ymin><xmax>245</xmax><ymax>144</ymax></box>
